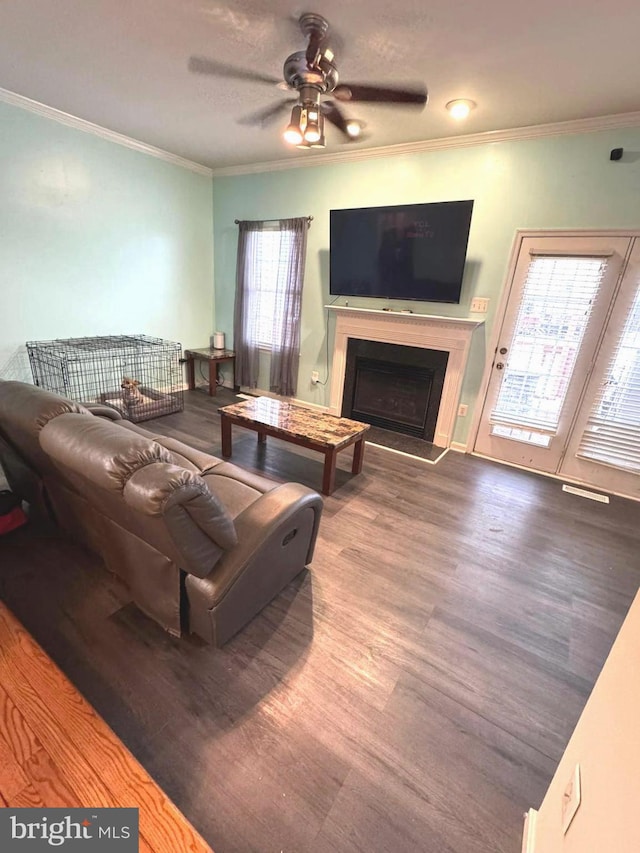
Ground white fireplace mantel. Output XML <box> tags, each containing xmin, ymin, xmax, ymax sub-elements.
<box><xmin>327</xmin><ymin>306</ymin><xmax>484</xmax><ymax>448</ymax></box>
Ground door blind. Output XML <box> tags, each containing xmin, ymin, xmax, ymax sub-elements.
<box><xmin>491</xmin><ymin>256</ymin><xmax>608</xmax><ymax>433</ymax></box>
<box><xmin>577</xmin><ymin>278</ymin><xmax>640</xmax><ymax>472</ymax></box>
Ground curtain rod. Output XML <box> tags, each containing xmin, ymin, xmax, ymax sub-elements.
<box><xmin>234</xmin><ymin>216</ymin><xmax>313</xmax><ymax>224</ymax></box>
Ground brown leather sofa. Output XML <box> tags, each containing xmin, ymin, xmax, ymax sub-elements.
<box><xmin>0</xmin><ymin>381</ymin><xmax>323</xmax><ymax>646</ymax></box>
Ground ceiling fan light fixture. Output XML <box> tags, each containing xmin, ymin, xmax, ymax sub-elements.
<box><xmin>446</xmin><ymin>99</ymin><xmax>476</xmax><ymax>120</ymax></box>
<box><xmin>345</xmin><ymin>119</ymin><xmax>363</xmax><ymax>139</ymax></box>
<box><xmin>296</xmin><ymin>130</ymin><xmax>326</xmax><ymax>150</ymax></box>
<box><xmin>302</xmin><ymin>107</ymin><xmax>322</xmax><ymax>143</ymax></box>
<box><xmin>283</xmin><ymin>105</ymin><xmax>304</xmax><ymax>145</ymax></box>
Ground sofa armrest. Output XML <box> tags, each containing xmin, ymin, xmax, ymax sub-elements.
<box><xmin>123</xmin><ymin>462</ymin><xmax>238</xmax><ymax>577</ymax></box>
<box><xmin>186</xmin><ymin>482</ymin><xmax>323</xmax><ymax>608</ymax></box>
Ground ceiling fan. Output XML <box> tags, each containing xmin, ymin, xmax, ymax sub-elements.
<box><xmin>188</xmin><ymin>12</ymin><xmax>428</xmax><ymax>149</ymax></box>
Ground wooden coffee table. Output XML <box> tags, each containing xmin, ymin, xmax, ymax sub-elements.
<box><xmin>219</xmin><ymin>397</ymin><xmax>370</xmax><ymax>495</ymax></box>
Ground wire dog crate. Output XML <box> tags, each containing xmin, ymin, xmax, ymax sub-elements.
<box><xmin>27</xmin><ymin>334</ymin><xmax>184</xmax><ymax>422</ymax></box>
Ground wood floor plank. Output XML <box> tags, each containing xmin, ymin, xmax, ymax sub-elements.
<box><xmin>0</xmin><ymin>728</ymin><xmax>31</xmax><ymax>800</ymax></box>
<box><xmin>22</xmin><ymin>746</ymin><xmax>85</xmax><ymax>808</ymax></box>
<box><xmin>0</xmin><ymin>682</ymin><xmax>41</xmax><ymax>765</ymax></box>
<box><xmin>7</xmin><ymin>781</ymin><xmax>46</xmax><ymax>808</ymax></box>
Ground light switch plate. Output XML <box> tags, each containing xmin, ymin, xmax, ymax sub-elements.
<box><xmin>562</xmin><ymin>763</ymin><xmax>581</xmax><ymax>834</ymax></box>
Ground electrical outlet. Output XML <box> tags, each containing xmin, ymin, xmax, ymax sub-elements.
<box><xmin>311</xmin><ymin>371</ymin><xmax>320</xmax><ymax>384</ymax></box>
<box><xmin>470</xmin><ymin>297</ymin><xmax>489</xmax><ymax>313</ymax></box>
<box><xmin>562</xmin><ymin>763</ymin><xmax>581</xmax><ymax>834</ymax></box>
<box><xmin>458</xmin><ymin>403</ymin><xmax>468</xmax><ymax>417</ymax></box>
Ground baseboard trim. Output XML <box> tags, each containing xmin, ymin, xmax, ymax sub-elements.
<box><xmin>450</xmin><ymin>441</ymin><xmax>468</xmax><ymax>453</ymax></box>
<box><xmin>471</xmin><ymin>451</ymin><xmax>637</xmax><ymax>503</ymax></box>
<box><xmin>521</xmin><ymin>808</ymin><xmax>538</xmax><ymax>853</ymax></box>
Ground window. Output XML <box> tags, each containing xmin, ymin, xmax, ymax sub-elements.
<box><xmin>233</xmin><ymin>217</ymin><xmax>309</xmax><ymax>397</ymax></box>
<box><xmin>245</xmin><ymin>227</ymin><xmax>297</xmax><ymax>349</ymax></box>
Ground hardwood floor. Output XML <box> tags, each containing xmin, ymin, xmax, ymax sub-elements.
<box><xmin>1</xmin><ymin>388</ymin><xmax>639</xmax><ymax>853</ymax></box>
<box><xmin>0</xmin><ymin>603</ymin><xmax>212</xmax><ymax>852</ymax></box>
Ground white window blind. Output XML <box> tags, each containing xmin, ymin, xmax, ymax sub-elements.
<box><xmin>577</xmin><ymin>278</ymin><xmax>640</xmax><ymax>472</ymax></box>
<box><xmin>491</xmin><ymin>256</ymin><xmax>608</xmax><ymax>436</ymax></box>
<box><xmin>246</xmin><ymin>228</ymin><xmax>296</xmax><ymax>348</ymax></box>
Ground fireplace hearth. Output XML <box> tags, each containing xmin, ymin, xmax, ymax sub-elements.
<box><xmin>342</xmin><ymin>339</ymin><xmax>448</xmax><ymax>443</ymax></box>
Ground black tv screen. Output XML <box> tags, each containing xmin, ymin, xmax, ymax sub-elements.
<box><xmin>330</xmin><ymin>200</ymin><xmax>474</xmax><ymax>303</ymax></box>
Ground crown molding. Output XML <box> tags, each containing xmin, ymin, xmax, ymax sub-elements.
<box><xmin>3</xmin><ymin>83</ymin><xmax>639</xmax><ymax>180</ymax></box>
<box><xmin>211</xmin><ymin>110</ymin><xmax>640</xmax><ymax>177</ymax></box>
<box><xmin>0</xmin><ymin>86</ymin><xmax>213</xmax><ymax>177</ymax></box>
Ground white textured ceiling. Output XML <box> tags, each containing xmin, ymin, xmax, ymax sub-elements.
<box><xmin>2</xmin><ymin>0</ymin><xmax>640</xmax><ymax>170</ymax></box>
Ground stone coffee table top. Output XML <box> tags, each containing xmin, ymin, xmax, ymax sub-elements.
<box><xmin>220</xmin><ymin>397</ymin><xmax>369</xmax><ymax>449</ymax></box>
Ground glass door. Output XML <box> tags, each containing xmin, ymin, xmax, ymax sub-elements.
<box><xmin>559</xmin><ymin>239</ymin><xmax>640</xmax><ymax>498</ymax></box>
<box><xmin>474</xmin><ymin>234</ymin><xmax>632</xmax><ymax>473</ymax></box>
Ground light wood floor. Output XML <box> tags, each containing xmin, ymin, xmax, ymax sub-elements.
<box><xmin>0</xmin><ymin>389</ymin><xmax>639</xmax><ymax>853</ymax></box>
<box><xmin>0</xmin><ymin>602</ymin><xmax>212</xmax><ymax>851</ymax></box>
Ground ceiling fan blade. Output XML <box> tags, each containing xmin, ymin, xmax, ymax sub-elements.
<box><xmin>237</xmin><ymin>99</ymin><xmax>297</xmax><ymax>128</ymax></box>
<box><xmin>322</xmin><ymin>102</ymin><xmax>351</xmax><ymax>140</ymax></box>
<box><xmin>333</xmin><ymin>83</ymin><xmax>428</xmax><ymax>106</ymax></box>
<box><xmin>188</xmin><ymin>56</ymin><xmax>281</xmax><ymax>86</ymax></box>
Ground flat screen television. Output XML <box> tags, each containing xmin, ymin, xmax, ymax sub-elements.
<box><xmin>329</xmin><ymin>200</ymin><xmax>474</xmax><ymax>304</ymax></box>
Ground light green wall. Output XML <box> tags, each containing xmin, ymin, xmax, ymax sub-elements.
<box><xmin>213</xmin><ymin>126</ymin><xmax>640</xmax><ymax>444</ymax></box>
<box><xmin>0</xmin><ymin>100</ymin><xmax>214</xmax><ymax>382</ymax></box>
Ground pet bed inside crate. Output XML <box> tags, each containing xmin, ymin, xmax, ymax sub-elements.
<box><xmin>100</xmin><ymin>386</ymin><xmax>181</xmax><ymax>423</ymax></box>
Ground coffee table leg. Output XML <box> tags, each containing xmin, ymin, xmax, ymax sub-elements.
<box><xmin>352</xmin><ymin>436</ymin><xmax>366</xmax><ymax>474</ymax></box>
<box><xmin>220</xmin><ymin>414</ymin><xmax>232</xmax><ymax>458</ymax></box>
<box><xmin>258</xmin><ymin>431</ymin><xmax>267</xmax><ymax>445</ymax></box>
<box><xmin>322</xmin><ymin>447</ymin><xmax>338</xmax><ymax>495</ymax></box>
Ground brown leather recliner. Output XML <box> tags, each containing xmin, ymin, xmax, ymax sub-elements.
<box><xmin>0</xmin><ymin>381</ymin><xmax>323</xmax><ymax>645</ymax></box>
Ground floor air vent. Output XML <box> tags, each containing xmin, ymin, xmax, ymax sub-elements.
<box><xmin>562</xmin><ymin>484</ymin><xmax>610</xmax><ymax>503</ymax></box>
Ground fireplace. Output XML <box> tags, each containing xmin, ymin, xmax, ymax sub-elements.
<box><xmin>328</xmin><ymin>307</ymin><xmax>484</xmax><ymax>448</ymax></box>
<box><xmin>342</xmin><ymin>339</ymin><xmax>448</xmax><ymax>442</ymax></box>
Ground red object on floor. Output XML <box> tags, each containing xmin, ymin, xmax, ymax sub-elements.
<box><xmin>0</xmin><ymin>506</ymin><xmax>27</xmax><ymax>535</ymax></box>
<box><xmin>0</xmin><ymin>491</ymin><xmax>28</xmax><ymax>535</ymax></box>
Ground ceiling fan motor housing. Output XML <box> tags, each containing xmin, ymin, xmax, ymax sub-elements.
<box><xmin>283</xmin><ymin>50</ymin><xmax>338</xmax><ymax>94</ymax></box>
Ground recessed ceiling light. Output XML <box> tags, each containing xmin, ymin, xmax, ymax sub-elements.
<box><xmin>446</xmin><ymin>99</ymin><xmax>477</xmax><ymax>120</ymax></box>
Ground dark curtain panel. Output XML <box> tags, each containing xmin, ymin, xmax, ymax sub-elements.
<box><xmin>269</xmin><ymin>217</ymin><xmax>308</xmax><ymax>397</ymax></box>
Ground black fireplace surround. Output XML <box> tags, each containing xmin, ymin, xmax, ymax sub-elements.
<box><xmin>341</xmin><ymin>339</ymin><xmax>448</xmax><ymax>442</ymax></box>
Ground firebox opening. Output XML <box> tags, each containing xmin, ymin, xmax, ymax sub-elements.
<box><xmin>342</xmin><ymin>339</ymin><xmax>448</xmax><ymax>444</ymax></box>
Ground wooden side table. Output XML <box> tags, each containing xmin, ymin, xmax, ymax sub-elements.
<box><xmin>184</xmin><ymin>348</ymin><xmax>236</xmax><ymax>397</ymax></box>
